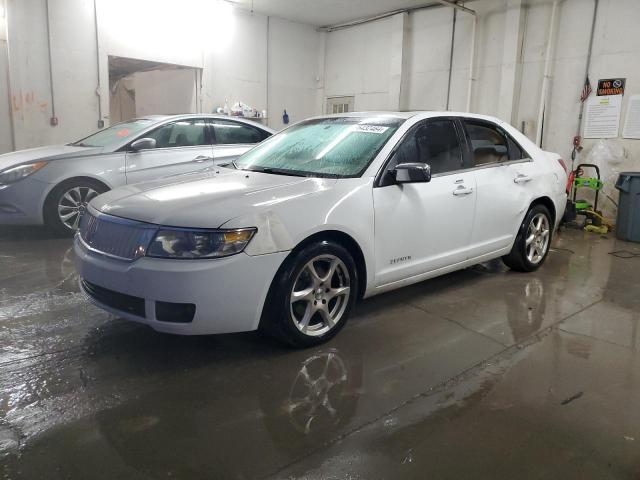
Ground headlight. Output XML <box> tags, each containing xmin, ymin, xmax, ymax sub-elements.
<box><xmin>146</xmin><ymin>227</ymin><xmax>257</xmax><ymax>259</ymax></box>
<box><xmin>0</xmin><ymin>161</ymin><xmax>48</xmax><ymax>185</ymax></box>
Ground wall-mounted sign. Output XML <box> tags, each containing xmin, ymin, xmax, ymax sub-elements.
<box><xmin>583</xmin><ymin>95</ymin><xmax>622</xmax><ymax>138</ymax></box>
<box><xmin>597</xmin><ymin>78</ymin><xmax>625</xmax><ymax>96</ymax></box>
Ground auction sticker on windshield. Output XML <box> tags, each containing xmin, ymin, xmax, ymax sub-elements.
<box><xmin>354</xmin><ymin>125</ymin><xmax>389</xmax><ymax>134</ymax></box>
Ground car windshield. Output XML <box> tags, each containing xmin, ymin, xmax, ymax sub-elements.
<box><xmin>233</xmin><ymin>116</ymin><xmax>404</xmax><ymax>177</ymax></box>
<box><xmin>71</xmin><ymin>119</ymin><xmax>156</xmax><ymax>147</ymax></box>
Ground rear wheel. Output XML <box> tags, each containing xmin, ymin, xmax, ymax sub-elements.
<box><xmin>261</xmin><ymin>241</ymin><xmax>358</xmax><ymax>348</ymax></box>
<box><xmin>503</xmin><ymin>204</ymin><xmax>552</xmax><ymax>272</ymax></box>
<box><xmin>43</xmin><ymin>179</ymin><xmax>108</xmax><ymax>236</ymax></box>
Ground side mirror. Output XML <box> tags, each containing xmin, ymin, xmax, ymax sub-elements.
<box><xmin>392</xmin><ymin>162</ymin><xmax>431</xmax><ymax>184</ymax></box>
<box><xmin>130</xmin><ymin>137</ymin><xmax>156</xmax><ymax>151</ymax></box>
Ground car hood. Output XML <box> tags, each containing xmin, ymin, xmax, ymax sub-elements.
<box><xmin>0</xmin><ymin>144</ymin><xmax>103</xmax><ymax>171</ymax></box>
<box><xmin>91</xmin><ymin>169</ymin><xmax>337</xmax><ymax>228</ymax></box>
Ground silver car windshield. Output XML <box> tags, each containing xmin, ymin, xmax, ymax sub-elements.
<box><xmin>71</xmin><ymin>119</ymin><xmax>155</xmax><ymax>148</ymax></box>
<box><xmin>234</xmin><ymin>116</ymin><xmax>403</xmax><ymax>178</ymax></box>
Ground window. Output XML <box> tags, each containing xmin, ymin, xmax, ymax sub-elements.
<box><xmin>327</xmin><ymin>96</ymin><xmax>355</xmax><ymax>114</ymax></box>
<box><xmin>212</xmin><ymin>120</ymin><xmax>267</xmax><ymax>144</ymax></box>
<box><xmin>145</xmin><ymin>119</ymin><xmax>209</xmax><ymax>148</ymax></box>
<box><xmin>465</xmin><ymin>121</ymin><xmax>509</xmax><ymax>166</ymax></box>
<box><xmin>507</xmin><ymin>135</ymin><xmax>529</xmax><ymax>160</ymax></box>
<box><xmin>386</xmin><ymin>120</ymin><xmax>463</xmax><ymax>180</ymax></box>
<box><xmin>234</xmin><ymin>116</ymin><xmax>403</xmax><ymax>178</ymax></box>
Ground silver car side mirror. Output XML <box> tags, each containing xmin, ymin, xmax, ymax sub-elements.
<box><xmin>130</xmin><ymin>138</ymin><xmax>157</xmax><ymax>151</ymax></box>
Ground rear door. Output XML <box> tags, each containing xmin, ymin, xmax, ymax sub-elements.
<box><xmin>125</xmin><ymin>118</ymin><xmax>214</xmax><ymax>184</ymax></box>
<box><xmin>373</xmin><ymin>118</ymin><xmax>477</xmax><ymax>286</ymax></box>
<box><xmin>463</xmin><ymin>119</ymin><xmax>538</xmax><ymax>258</ymax></box>
<box><xmin>210</xmin><ymin>119</ymin><xmax>271</xmax><ymax>165</ymax></box>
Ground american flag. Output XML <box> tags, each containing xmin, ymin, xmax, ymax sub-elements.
<box><xmin>580</xmin><ymin>76</ymin><xmax>593</xmax><ymax>102</ymax></box>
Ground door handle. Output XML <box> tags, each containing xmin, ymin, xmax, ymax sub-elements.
<box><xmin>192</xmin><ymin>155</ymin><xmax>213</xmax><ymax>163</ymax></box>
<box><xmin>514</xmin><ymin>174</ymin><xmax>532</xmax><ymax>184</ymax></box>
<box><xmin>453</xmin><ymin>185</ymin><xmax>474</xmax><ymax>196</ymax></box>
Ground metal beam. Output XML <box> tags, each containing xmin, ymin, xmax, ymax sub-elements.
<box><xmin>318</xmin><ymin>0</ymin><xmax>478</xmax><ymax>32</ymax></box>
<box><xmin>436</xmin><ymin>0</ymin><xmax>477</xmax><ymax>17</ymax></box>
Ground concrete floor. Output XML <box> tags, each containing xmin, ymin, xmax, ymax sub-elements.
<box><xmin>1</xmin><ymin>227</ymin><xmax>640</xmax><ymax>479</ymax></box>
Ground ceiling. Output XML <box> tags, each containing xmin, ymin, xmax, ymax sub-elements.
<box><xmin>230</xmin><ymin>0</ymin><xmax>444</xmax><ymax>27</ymax></box>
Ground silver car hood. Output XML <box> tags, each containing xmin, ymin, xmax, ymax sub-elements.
<box><xmin>0</xmin><ymin>144</ymin><xmax>103</xmax><ymax>171</ymax></box>
<box><xmin>91</xmin><ymin>169</ymin><xmax>337</xmax><ymax>228</ymax></box>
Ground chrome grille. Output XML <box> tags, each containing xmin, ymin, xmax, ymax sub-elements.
<box><xmin>79</xmin><ymin>210</ymin><xmax>157</xmax><ymax>261</ymax></box>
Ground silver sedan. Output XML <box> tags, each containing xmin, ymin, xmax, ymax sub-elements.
<box><xmin>0</xmin><ymin>114</ymin><xmax>273</xmax><ymax>235</ymax></box>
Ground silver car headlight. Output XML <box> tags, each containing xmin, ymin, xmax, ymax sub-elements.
<box><xmin>0</xmin><ymin>161</ymin><xmax>48</xmax><ymax>185</ymax></box>
<box><xmin>146</xmin><ymin>227</ymin><xmax>257</xmax><ymax>259</ymax></box>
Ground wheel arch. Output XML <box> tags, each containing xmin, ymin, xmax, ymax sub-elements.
<box><xmin>529</xmin><ymin>196</ymin><xmax>556</xmax><ymax>226</ymax></box>
<box><xmin>42</xmin><ymin>176</ymin><xmax>111</xmax><ymax>223</ymax></box>
<box><xmin>266</xmin><ymin>229</ymin><xmax>368</xmax><ymax>304</ymax></box>
<box><xmin>291</xmin><ymin>230</ymin><xmax>368</xmax><ymax>300</ymax></box>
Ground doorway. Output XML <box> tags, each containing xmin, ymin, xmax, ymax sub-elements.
<box><xmin>108</xmin><ymin>56</ymin><xmax>201</xmax><ymax>123</ymax></box>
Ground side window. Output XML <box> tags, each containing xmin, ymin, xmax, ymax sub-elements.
<box><xmin>465</xmin><ymin>121</ymin><xmax>509</xmax><ymax>166</ymax></box>
<box><xmin>381</xmin><ymin>119</ymin><xmax>463</xmax><ymax>186</ymax></box>
<box><xmin>212</xmin><ymin>120</ymin><xmax>266</xmax><ymax>144</ymax></box>
<box><xmin>414</xmin><ymin>120</ymin><xmax>463</xmax><ymax>175</ymax></box>
<box><xmin>507</xmin><ymin>135</ymin><xmax>529</xmax><ymax>160</ymax></box>
<box><xmin>145</xmin><ymin>119</ymin><xmax>209</xmax><ymax>148</ymax></box>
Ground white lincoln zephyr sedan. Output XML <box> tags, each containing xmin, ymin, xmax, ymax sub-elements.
<box><xmin>75</xmin><ymin>112</ymin><xmax>567</xmax><ymax>347</ymax></box>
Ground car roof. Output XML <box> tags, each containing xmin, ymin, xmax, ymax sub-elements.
<box><xmin>130</xmin><ymin>114</ymin><xmax>275</xmax><ymax>132</ymax></box>
<box><xmin>310</xmin><ymin>111</ymin><xmax>507</xmax><ymax>125</ymax></box>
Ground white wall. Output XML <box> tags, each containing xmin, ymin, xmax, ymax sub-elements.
<box><xmin>0</xmin><ymin>0</ymin><xmax>322</xmax><ymax>152</ymax></box>
<box><xmin>268</xmin><ymin>16</ymin><xmax>324</xmax><ymax>128</ymax></box>
<box><xmin>4</xmin><ymin>0</ymin><xmax>101</xmax><ymax>149</ymax></box>
<box><xmin>2</xmin><ymin>0</ymin><xmax>640</xmax><ymax>214</ymax></box>
<box><xmin>322</xmin><ymin>0</ymin><xmax>640</xmax><ymax>215</ymax></box>
<box><xmin>324</xmin><ymin>16</ymin><xmax>397</xmax><ymax>111</ymax></box>
<box><xmin>0</xmin><ymin>39</ymin><xmax>11</xmax><ymax>154</ymax></box>
<box><xmin>134</xmin><ymin>69</ymin><xmax>197</xmax><ymax>117</ymax></box>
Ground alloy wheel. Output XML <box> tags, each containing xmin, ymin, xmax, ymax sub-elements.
<box><xmin>290</xmin><ymin>255</ymin><xmax>351</xmax><ymax>337</ymax></box>
<box><xmin>57</xmin><ymin>186</ymin><xmax>100</xmax><ymax>231</ymax></box>
<box><xmin>525</xmin><ymin>213</ymin><xmax>550</xmax><ymax>264</ymax></box>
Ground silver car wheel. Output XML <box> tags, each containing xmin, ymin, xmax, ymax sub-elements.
<box><xmin>525</xmin><ymin>212</ymin><xmax>550</xmax><ymax>264</ymax></box>
<box><xmin>290</xmin><ymin>255</ymin><xmax>351</xmax><ymax>337</ymax></box>
<box><xmin>57</xmin><ymin>186</ymin><xmax>99</xmax><ymax>230</ymax></box>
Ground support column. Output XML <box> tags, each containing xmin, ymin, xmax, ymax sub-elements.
<box><xmin>389</xmin><ymin>12</ymin><xmax>409</xmax><ymax>111</ymax></box>
<box><xmin>497</xmin><ymin>0</ymin><xmax>525</xmax><ymax>123</ymax></box>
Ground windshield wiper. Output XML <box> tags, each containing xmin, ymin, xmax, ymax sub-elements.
<box><xmin>245</xmin><ymin>166</ymin><xmax>307</xmax><ymax>177</ymax></box>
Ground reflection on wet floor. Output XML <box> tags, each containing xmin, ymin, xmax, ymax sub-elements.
<box><xmin>1</xmin><ymin>227</ymin><xmax>640</xmax><ymax>478</ymax></box>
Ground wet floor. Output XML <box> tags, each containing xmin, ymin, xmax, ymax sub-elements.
<box><xmin>1</xmin><ymin>227</ymin><xmax>639</xmax><ymax>479</ymax></box>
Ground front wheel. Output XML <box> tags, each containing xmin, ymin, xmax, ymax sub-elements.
<box><xmin>43</xmin><ymin>179</ymin><xmax>108</xmax><ymax>236</ymax></box>
<box><xmin>503</xmin><ymin>205</ymin><xmax>552</xmax><ymax>272</ymax></box>
<box><xmin>261</xmin><ymin>241</ymin><xmax>358</xmax><ymax>348</ymax></box>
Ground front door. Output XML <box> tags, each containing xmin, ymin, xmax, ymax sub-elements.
<box><xmin>125</xmin><ymin>118</ymin><xmax>214</xmax><ymax>184</ymax></box>
<box><xmin>373</xmin><ymin>118</ymin><xmax>477</xmax><ymax>287</ymax></box>
<box><xmin>463</xmin><ymin>120</ymin><xmax>538</xmax><ymax>258</ymax></box>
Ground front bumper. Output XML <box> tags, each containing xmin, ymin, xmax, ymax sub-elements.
<box><xmin>75</xmin><ymin>236</ymin><xmax>289</xmax><ymax>335</ymax></box>
<box><xmin>0</xmin><ymin>177</ymin><xmax>51</xmax><ymax>225</ymax></box>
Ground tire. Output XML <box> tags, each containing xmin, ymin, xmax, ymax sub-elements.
<box><xmin>260</xmin><ymin>240</ymin><xmax>359</xmax><ymax>348</ymax></box>
<box><xmin>503</xmin><ymin>204</ymin><xmax>552</xmax><ymax>272</ymax></box>
<box><xmin>43</xmin><ymin>178</ymin><xmax>108</xmax><ymax>236</ymax></box>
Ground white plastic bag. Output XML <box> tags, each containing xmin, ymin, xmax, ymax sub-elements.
<box><xmin>582</xmin><ymin>139</ymin><xmax>627</xmax><ymax>218</ymax></box>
